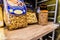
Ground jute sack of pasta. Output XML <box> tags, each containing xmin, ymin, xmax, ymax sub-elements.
<box><xmin>0</xmin><ymin>6</ymin><xmax>4</xmax><ymax>27</ymax></box>
<box><xmin>38</xmin><ymin>10</ymin><xmax>48</xmax><ymax>25</ymax></box>
<box><xmin>3</xmin><ymin>0</ymin><xmax>27</xmax><ymax>30</ymax></box>
<box><xmin>27</xmin><ymin>12</ymin><xmax>37</xmax><ymax>24</ymax></box>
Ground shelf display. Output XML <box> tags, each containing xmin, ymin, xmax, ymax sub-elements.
<box><xmin>3</xmin><ymin>0</ymin><xmax>27</xmax><ymax>30</ymax></box>
<box><xmin>0</xmin><ymin>0</ymin><xmax>59</xmax><ymax>40</ymax></box>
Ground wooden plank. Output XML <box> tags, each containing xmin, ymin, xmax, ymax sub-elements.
<box><xmin>5</xmin><ymin>22</ymin><xmax>59</xmax><ymax>40</ymax></box>
<box><xmin>0</xmin><ymin>28</ymin><xmax>5</xmax><ymax>40</ymax></box>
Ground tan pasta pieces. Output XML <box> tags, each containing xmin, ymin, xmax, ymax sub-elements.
<box><xmin>26</xmin><ymin>12</ymin><xmax>37</xmax><ymax>24</ymax></box>
<box><xmin>3</xmin><ymin>0</ymin><xmax>27</xmax><ymax>30</ymax></box>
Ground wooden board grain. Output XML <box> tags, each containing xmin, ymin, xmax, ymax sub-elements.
<box><xmin>0</xmin><ymin>28</ymin><xmax>5</xmax><ymax>40</ymax></box>
<box><xmin>5</xmin><ymin>22</ymin><xmax>59</xmax><ymax>40</ymax></box>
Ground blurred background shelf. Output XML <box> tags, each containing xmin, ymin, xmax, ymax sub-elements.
<box><xmin>48</xmin><ymin>11</ymin><xmax>55</xmax><ymax>13</ymax></box>
<box><xmin>37</xmin><ymin>0</ymin><xmax>48</xmax><ymax>4</ymax></box>
<box><xmin>48</xmin><ymin>17</ymin><xmax>54</xmax><ymax>20</ymax></box>
<box><xmin>47</xmin><ymin>4</ymin><xmax>56</xmax><ymax>7</ymax></box>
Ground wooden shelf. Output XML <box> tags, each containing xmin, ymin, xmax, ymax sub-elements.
<box><xmin>5</xmin><ymin>22</ymin><xmax>59</xmax><ymax>40</ymax></box>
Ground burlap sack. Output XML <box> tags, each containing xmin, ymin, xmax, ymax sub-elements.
<box><xmin>26</xmin><ymin>12</ymin><xmax>37</xmax><ymax>24</ymax></box>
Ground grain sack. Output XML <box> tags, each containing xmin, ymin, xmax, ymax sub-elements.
<box><xmin>38</xmin><ymin>10</ymin><xmax>48</xmax><ymax>25</ymax></box>
<box><xmin>26</xmin><ymin>8</ymin><xmax>37</xmax><ymax>24</ymax></box>
<box><xmin>26</xmin><ymin>12</ymin><xmax>37</xmax><ymax>24</ymax></box>
<box><xmin>3</xmin><ymin>0</ymin><xmax>27</xmax><ymax>30</ymax></box>
<box><xmin>0</xmin><ymin>6</ymin><xmax>4</xmax><ymax>27</ymax></box>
